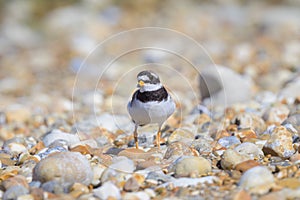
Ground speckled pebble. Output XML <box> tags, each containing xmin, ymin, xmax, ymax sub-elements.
<box><xmin>33</xmin><ymin>152</ymin><xmax>93</xmax><ymax>187</ymax></box>
<box><xmin>263</xmin><ymin>126</ymin><xmax>295</xmax><ymax>158</ymax></box>
<box><xmin>169</xmin><ymin>156</ymin><xmax>211</xmax><ymax>177</ymax></box>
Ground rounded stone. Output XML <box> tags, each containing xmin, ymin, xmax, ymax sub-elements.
<box><xmin>3</xmin><ymin>185</ymin><xmax>29</xmax><ymax>200</ymax></box>
<box><xmin>32</xmin><ymin>152</ymin><xmax>93</xmax><ymax>187</ymax></box>
<box><xmin>42</xmin><ymin>129</ymin><xmax>80</xmax><ymax>147</ymax></box>
<box><xmin>263</xmin><ymin>104</ymin><xmax>289</xmax><ymax>125</ymax></box>
<box><xmin>168</xmin><ymin>128</ymin><xmax>194</xmax><ymax>144</ymax></box>
<box><xmin>169</xmin><ymin>156</ymin><xmax>211</xmax><ymax>177</ymax></box>
<box><xmin>232</xmin><ymin>113</ymin><xmax>266</xmax><ymax>135</ymax></box>
<box><xmin>234</xmin><ymin>142</ymin><xmax>264</xmax><ymax>159</ymax></box>
<box><xmin>239</xmin><ymin>166</ymin><xmax>274</xmax><ymax>194</ymax></box>
<box><xmin>221</xmin><ymin>149</ymin><xmax>249</xmax><ymax>170</ymax></box>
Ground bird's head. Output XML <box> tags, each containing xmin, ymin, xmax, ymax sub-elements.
<box><xmin>137</xmin><ymin>70</ymin><xmax>162</xmax><ymax>92</ymax></box>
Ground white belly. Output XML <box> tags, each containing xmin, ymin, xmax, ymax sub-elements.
<box><xmin>127</xmin><ymin>96</ymin><xmax>175</xmax><ymax>126</ymax></box>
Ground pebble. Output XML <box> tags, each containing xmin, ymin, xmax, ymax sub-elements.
<box><xmin>93</xmin><ymin>181</ymin><xmax>121</xmax><ymax>200</ymax></box>
<box><xmin>239</xmin><ymin>166</ymin><xmax>274</xmax><ymax>194</ymax></box>
<box><xmin>234</xmin><ymin>142</ymin><xmax>264</xmax><ymax>159</ymax></box>
<box><xmin>168</xmin><ymin>128</ymin><xmax>195</xmax><ymax>144</ymax></box>
<box><xmin>221</xmin><ymin>149</ymin><xmax>249</xmax><ymax>170</ymax></box>
<box><xmin>33</xmin><ymin>152</ymin><xmax>93</xmax><ymax>187</ymax></box>
<box><xmin>232</xmin><ymin>113</ymin><xmax>266</xmax><ymax>135</ymax></box>
<box><xmin>263</xmin><ymin>104</ymin><xmax>290</xmax><ymax>125</ymax></box>
<box><xmin>263</xmin><ymin>126</ymin><xmax>295</xmax><ymax>158</ymax></box>
<box><xmin>3</xmin><ymin>185</ymin><xmax>29</xmax><ymax>200</ymax></box>
<box><xmin>235</xmin><ymin>160</ymin><xmax>260</xmax><ymax>173</ymax></box>
<box><xmin>169</xmin><ymin>156</ymin><xmax>211</xmax><ymax>177</ymax></box>
<box><xmin>124</xmin><ymin>177</ymin><xmax>140</xmax><ymax>192</ymax></box>
<box><xmin>2</xmin><ymin>175</ymin><xmax>29</xmax><ymax>190</ymax></box>
<box><xmin>282</xmin><ymin>113</ymin><xmax>300</xmax><ymax>133</ymax></box>
<box><xmin>191</xmin><ymin>135</ymin><xmax>213</xmax><ymax>155</ymax></box>
<box><xmin>42</xmin><ymin>129</ymin><xmax>80</xmax><ymax>147</ymax></box>
<box><xmin>218</xmin><ymin>136</ymin><xmax>241</xmax><ymax>149</ymax></box>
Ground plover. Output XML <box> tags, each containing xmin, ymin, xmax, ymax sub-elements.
<box><xmin>127</xmin><ymin>70</ymin><xmax>176</xmax><ymax>149</ymax></box>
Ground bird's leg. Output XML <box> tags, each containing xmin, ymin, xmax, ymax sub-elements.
<box><xmin>156</xmin><ymin>125</ymin><xmax>162</xmax><ymax>149</ymax></box>
<box><xmin>134</xmin><ymin>125</ymin><xmax>139</xmax><ymax>149</ymax></box>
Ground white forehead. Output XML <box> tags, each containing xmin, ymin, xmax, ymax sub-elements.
<box><xmin>138</xmin><ymin>75</ymin><xmax>150</xmax><ymax>81</ymax></box>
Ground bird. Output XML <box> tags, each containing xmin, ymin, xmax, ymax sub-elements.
<box><xmin>127</xmin><ymin>70</ymin><xmax>176</xmax><ymax>149</ymax></box>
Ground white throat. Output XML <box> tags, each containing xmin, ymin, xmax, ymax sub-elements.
<box><xmin>140</xmin><ymin>83</ymin><xmax>162</xmax><ymax>92</ymax></box>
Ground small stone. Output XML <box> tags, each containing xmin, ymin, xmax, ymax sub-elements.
<box><xmin>69</xmin><ymin>182</ymin><xmax>89</xmax><ymax>198</ymax></box>
<box><xmin>91</xmin><ymin>164</ymin><xmax>106</xmax><ymax>186</ymax></box>
<box><xmin>282</xmin><ymin>113</ymin><xmax>300</xmax><ymax>133</ymax></box>
<box><xmin>232</xmin><ymin>113</ymin><xmax>266</xmax><ymax>135</ymax></box>
<box><xmin>2</xmin><ymin>175</ymin><xmax>29</xmax><ymax>190</ymax></box>
<box><xmin>169</xmin><ymin>156</ymin><xmax>211</xmax><ymax>177</ymax></box>
<box><xmin>41</xmin><ymin>180</ymin><xmax>65</xmax><ymax>194</ymax></box>
<box><xmin>33</xmin><ymin>152</ymin><xmax>93</xmax><ymax>187</ymax></box>
<box><xmin>3</xmin><ymin>185</ymin><xmax>29</xmax><ymax>200</ymax></box>
<box><xmin>70</xmin><ymin>144</ymin><xmax>93</xmax><ymax>155</ymax></box>
<box><xmin>218</xmin><ymin>136</ymin><xmax>241</xmax><ymax>149</ymax></box>
<box><xmin>4</xmin><ymin>142</ymin><xmax>27</xmax><ymax>155</ymax></box>
<box><xmin>191</xmin><ymin>135</ymin><xmax>213</xmax><ymax>155</ymax></box>
<box><xmin>239</xmin><ymin>166</ymin><xmax>274</xmax><ymax>194</ymax></box>
<box><xmin>236</xmin><ymin>129</ymin><xmax>257</xmax><ymax>141</ymax></box>
<box><xmin>263</xmin><ymin>126</ymin><xmax>295</xmax><ymax>158</ymax></box>
<box><xmin>124</xmin><ymin>177</ymin><xmax>140</xmax><ymax>192</ymax></box>
<box><xmin>234</xmin><ymin>142</ymin><xmax>264</xmax><ymax>159</ymax></box>
<box><xmin>263</xmin><ymin>104</ymin><xmax>289</xmax><ymax>125</ymax></box>
<box><xmin>42</xmin><ymin>129</ymin><xmax>80</xmax><ymax>147</ymax></box>
<box><xmin>235</xmin><ymin>160</ymin><xmax>260</xmax><ymax>173</ymax></box>
<box><xmin>164</xmin><ymin>142</ymin><xmax>196</xmax><ymax>160</ymax></box>
<box><xmin>167</xmin><ymin>128</ymin><xmax>194</xmax><ymax>144</ymax></box>
<box><xmin>221</xmin><ymin>149</ymin><xmax>249</xmax><ymax>170</ymax></box>
<box><xmin>93</xmin><ymin>181</ymin><xmax>121</xmax><ymax>200</ymax></box>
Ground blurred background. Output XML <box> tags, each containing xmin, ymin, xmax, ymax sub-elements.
<box><xmin>0</xmin><ymin>0</ymin><xmax>299</xmax><ymax>117</ymax></box>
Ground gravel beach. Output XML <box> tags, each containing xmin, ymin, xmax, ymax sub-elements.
<box><xmin>0</xmin><ymin>1</ymin><xmax>300</xmax><ymax>199</ymax></box>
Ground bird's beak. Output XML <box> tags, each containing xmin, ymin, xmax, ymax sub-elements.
<box><xmin>137</xmin><ymin>80</ymin><xmax>145</xmax><ymax>88</ymax></box>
